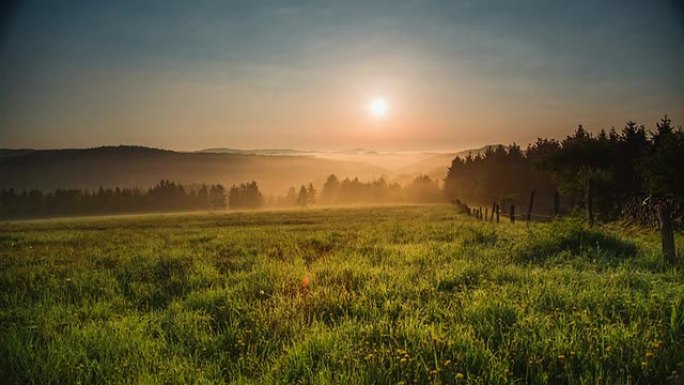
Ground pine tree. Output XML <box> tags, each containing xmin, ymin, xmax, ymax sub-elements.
<box><xmin>307</xmin><ymin>183</ymin><xmax>316</xmax><ymax>205</ymax></box>
<box><xmin>295</xmin><ymin>185</ymin><xmax>309</xmax><ymax>207</ymax></box>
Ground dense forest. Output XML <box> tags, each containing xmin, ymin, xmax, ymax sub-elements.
<box><xmin>0</xmin><ymin>180</ymin><xmax>226</xmax><ymax>218</ymax></box>
<box><xmin>0</xmin><ymin>174</ymin><xmax>444</xmax><ymax>218</ymax></box>
<box><xmin>444</xmin><ymin>115</ymin><xmax>684</xmax><ymax>223</ymax></box>
<box><xmin>265</xmin><ymin>174</ymin><xmax>443</xmax><ymax>207</ymax></box>
<box><xmin>319</xmin><ymin>174</ymin><xmax>442</xmax><ymax>205</ymax></box>
<box><xmin>228</xmin><ymin>181</ymin><xmax>263</xmax><ymax>209</ymax></box>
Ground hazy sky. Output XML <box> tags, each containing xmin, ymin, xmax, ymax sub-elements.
<box><xmin>1</xmin><ymin>0</ymin><xmax>683</xmax><ymax>151</ymax></box>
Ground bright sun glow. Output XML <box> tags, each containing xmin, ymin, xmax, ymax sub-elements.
<box><xmin>369</xmin><ymin>97</ymin><xmax>389</xmax><ymax>119</ymax></box>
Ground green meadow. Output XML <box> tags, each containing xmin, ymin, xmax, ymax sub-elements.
<box><xmin>1</xmin><ymin>205</ymin><xmax>683</xmax><ymax>384</ymax></box>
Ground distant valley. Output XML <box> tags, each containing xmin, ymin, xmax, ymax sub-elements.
<box><xmin>0</xmin><ymin>145</ymin><xmax>497</xmax><ymax>194</ymax></box>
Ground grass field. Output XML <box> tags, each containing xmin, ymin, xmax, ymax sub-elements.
<box><xmin>1</xmin><ymin>205</ymin><xmax>683</xmax><ymax>384</ymax></box>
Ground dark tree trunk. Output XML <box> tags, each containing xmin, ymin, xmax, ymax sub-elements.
<box><xmin>553</xmin><ymin>191</ymin><xmax>560</xmax><ymax>217</ymax></box>
<box><xmin>527</xmin><ymin>190</ymin><xmax>536</xmax><ymax>222</ymax></box>
<box><xmin>587</xmin><ymin>177</ymin><xmax>595</xmax><ymax>227</ymax></box>
<box><xmin>658</xmin><ymin>204</ymin><xmax>677</xmax><ymax>265</ymax></box>
<box><xmin>510</xmin><ymin>205</ymin><xmax>515</xmax><ymax>224</ymax></box>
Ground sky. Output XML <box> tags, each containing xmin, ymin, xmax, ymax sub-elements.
<box><xmin>1</xmin><ymin>0</ymin><xmax>683</xmax><ymax>151</ymax></box>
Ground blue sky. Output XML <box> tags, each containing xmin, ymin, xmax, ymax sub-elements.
<box><xmin>1</xmin><ymin>0</ymin><xmax>682</xmax><ymax>150</ymax></box>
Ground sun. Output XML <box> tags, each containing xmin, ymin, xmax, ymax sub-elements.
<box><xmin>369</xmin><ymin>97</ymin><xmax>389</xmax><ymax>119</ymax></box>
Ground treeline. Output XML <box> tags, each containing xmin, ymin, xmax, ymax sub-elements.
<box><xmin>0</xmin><ymin>180</ymin><xmax>226</xmax><ymax>218</ymax></box>
<box><xmin>321</xmin><ymin>174</ymin><xmax>443</xmax><ymax>205</ymax></box>
<box><xmin>264</xmin><ymin>184</ymin><xmax>317</xmax><ymax>208</ymax></box>
<box><xmin>1</xmin><ymin>174</ymin><xmax>446</xmax><ymax>218</ymax></box>
<box><xmin>226</xmin><ymin>174</ymin><xmax>443</xmax><ymax>209</ymax></box>
<box><xmin>228</xmin><ymin>181</ymin><xmax>263</xmax><ymax>209</ymax></box>
<box><xmin>266</xmin><ymin>174</ymin><xmax>443</xmax><ymax>207</ymax></box>
<box><xmin>444</xmin><ymin>144</ymin><xmax>557</xmax><ymax>213</ymax></box>
<box><xmin>444</xmin><ymin>115</ymin><xmax>684</xmax><ymax>221</ymax></box>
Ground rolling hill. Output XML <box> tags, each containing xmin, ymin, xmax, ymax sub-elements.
<box><xmin>0</xmin><ymin>144</ymin><xmax>496</xmax><ymax>193</ymax></box>
<box><xmin>0</xmin><ymin>146</ymin><xmax>389</xmax><ymax>194</ymax></box>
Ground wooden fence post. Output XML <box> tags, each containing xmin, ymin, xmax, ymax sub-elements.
<box><xmin>491</xmin><ymin>202</ymin><xmax>496</xmax><ymax>221</ymax></box>
<box><xmin>553</xmin><ymin>191</ymin><xmax>560</xmax><ymax>217</ymax></box>
<box><xmin>485</xmin><ymin>208</ymin><xmax>489</xmax><ymax>222</ymax></box>
<box><xmin>510</xmin><ymin>205</ymin><xmax>515</xmax><ymax>224</ymax></box>
<box><xmin>527</xmin><ymin>190</ymin><xmax>536</xmax><ymax>222</ymax></box>
<box><xmin>496</xmin><ymin>204</ymin><xmax>500</xmax><ymax>223</ymax></box>
<box><xmin>479</xmin><ymin>207</ymin><xmax>483</xmax><ymax>221</ymax></box>
<box><xmin>587</xmin><ymin>177</ymin><xmax>595</xmax><ymax>227</ymax></box>
<box><xmin>658</xmin><ymin>204</ymin><xmax>677</xmax><ymax>265</ymax></box>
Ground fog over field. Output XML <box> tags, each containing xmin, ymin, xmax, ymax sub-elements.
<box><xmin>0</xmin><ymin>145</ymin><xmax>491</xmax><ymax>194</ymax></box>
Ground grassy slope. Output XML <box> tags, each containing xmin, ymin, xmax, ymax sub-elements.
<box><xmin>0</xmin><ymin>206</ymin><xmax>683</xmax><ymax>384</ymax></box>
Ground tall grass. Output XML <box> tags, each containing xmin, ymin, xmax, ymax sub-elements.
<box><xmin>0</xmin><ymin>206</ymin><xmax>682</xmax><ymax>384</ymax></box>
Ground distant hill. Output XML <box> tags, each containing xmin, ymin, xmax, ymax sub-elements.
<box><xmin>198</xmin><ymin>148</ymin><xmax>379</xmax><ymax>156</ymax></box>
<box><xmin>332</xmin><ymin>148</ymin><xmax>379</xmax><ymax>155</ymax></box>
<box><xmin>197</xmin><ymin>148</ymin><xmax>314</xmax><ymax>156</ymax></box>
<box><xmin>0</xmin><ymin>149</ymin><xmax>35</xmax><ymax>159</ymax></box>
<box><xmin>0</xmin><ymin>146</ymin><xmax>388</xmax><ymax>194</ymax></box>
<box><xmin>0</xmin><ymin>145</ymin><xmax>498</xmax><ymax>193</ymax></box>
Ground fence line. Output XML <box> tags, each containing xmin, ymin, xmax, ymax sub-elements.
<box><xmin>456</xmin><ymin>191</ymin><xmax>606</xmax><ymax>224</ymax></box>
<box><xmin>461</xmin><ymin>191</ymin><xmax>562</xmax><ymax>225</ymax></box>
<box><xmin>455</xmin><ymin>188</ymin><xmax>678</xmax><ymax>264</ymax></box>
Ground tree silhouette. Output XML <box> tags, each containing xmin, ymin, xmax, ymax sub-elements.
<box><xmin>0</xmin><ymin>180</ymin><xmax>228</xmax><ymax>218</ymax></box>
<box><xmin>444</xmin><ymin>115</ymin><xmax>683</xmax><ymax>222</ymax></box>
<box><xmin>209</xmin><ymin>184</ymin><xmax>227</xmax><ymax>209</ymax></box>
<box><xmin>320</xmin><ymin>174</ymin><xmax>340</xmax><ymax>204</ymax></box>
<box><xmin>228</xmin><ymin>181</ymin><xmax>263</xmax><ymax>210</ymax></box>
<box><xmin>307</xmin><ymin>183</ymin><xmax>317</xmax><ymax>205</ymax></box>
